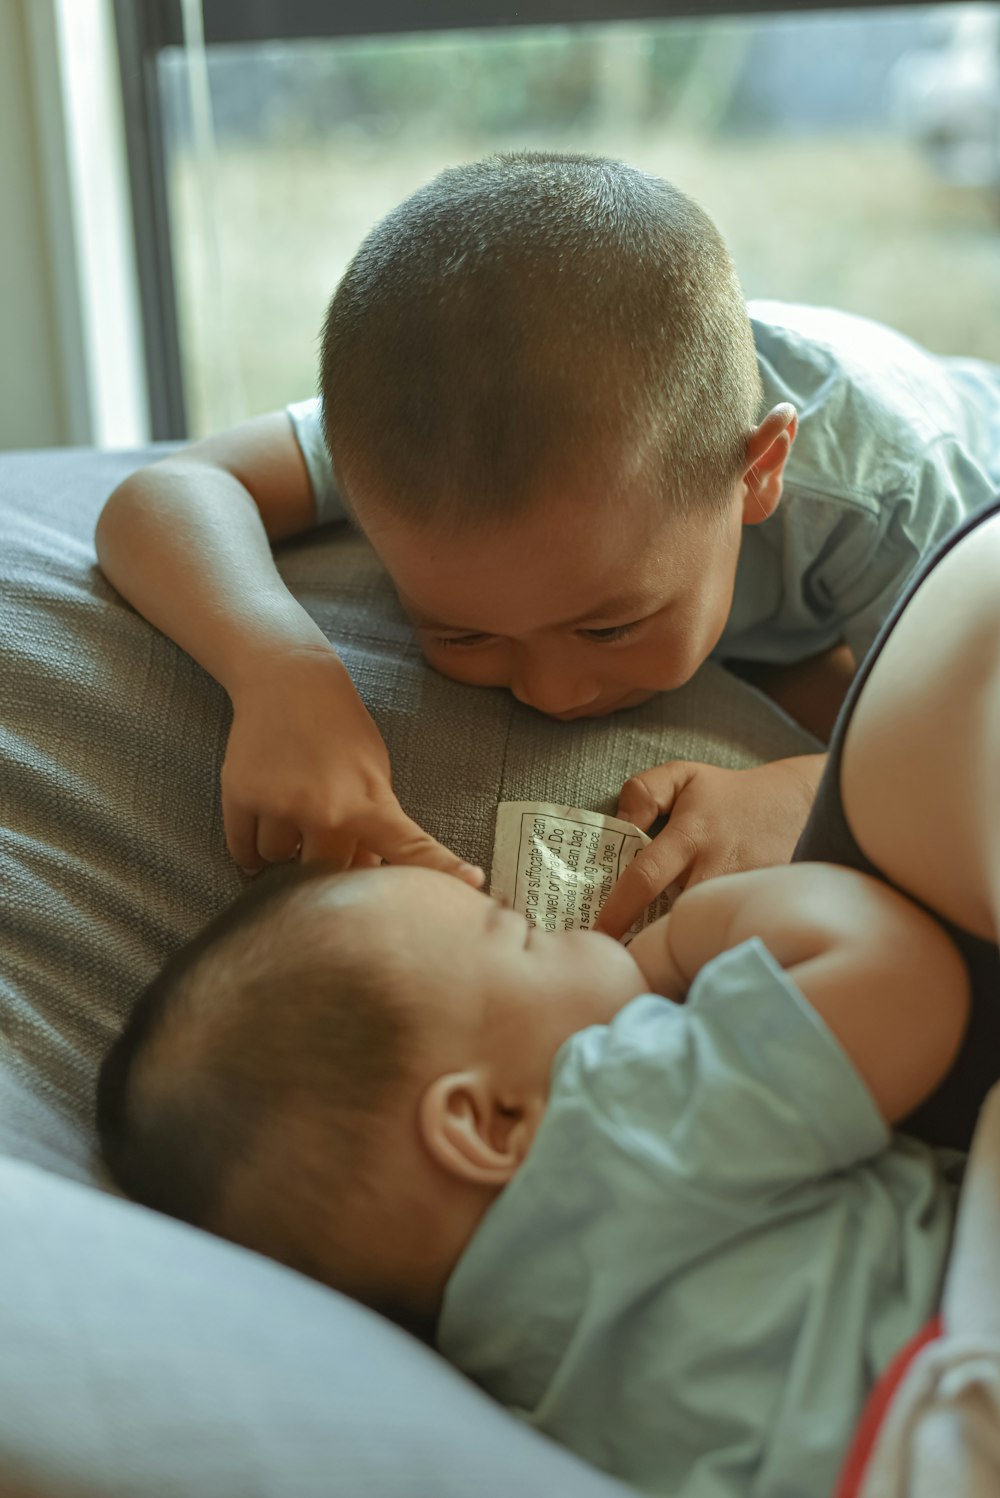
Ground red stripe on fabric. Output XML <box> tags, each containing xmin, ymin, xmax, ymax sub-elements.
<box><xmin>833</xmin><ymin>1315</ymin><xmax>944</xmax><ymax>1498</ymax></box>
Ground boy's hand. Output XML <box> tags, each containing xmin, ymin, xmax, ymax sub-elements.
<box><xmin>221</xmin><ymin>646</ymin><xmax>483</xmax><ymax>884</ymax></box>
<box><xmin>595</xmin><ymin>755</ymin><xmax>826</xmax><ymax>940</ymax></box>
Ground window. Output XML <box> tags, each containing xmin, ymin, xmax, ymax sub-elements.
<box><xmin>118</xmin><ymin>2</ymin><xmax>1000</xmax><ymax>439</ymax></box>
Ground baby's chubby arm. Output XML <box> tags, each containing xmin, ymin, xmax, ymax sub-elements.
<box><xmin>626</xmin><ymin>863</ymin><xmax>969</xmax><ymax>1124</ymax></box>
<box><xmin>95</xmin><ymin>413</ymin><xmax>482</xmax><ymax>883</ymax></box>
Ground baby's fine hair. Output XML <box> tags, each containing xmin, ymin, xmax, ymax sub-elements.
<box><xmin>97</xmin><ymin>863</ymin><xmax>414</xmax><ymax>1287</ymax></box>
<box><xmin>321</xmin><ymin>151</ymin><xmax>763</xmax><ymax>528</ymax></box>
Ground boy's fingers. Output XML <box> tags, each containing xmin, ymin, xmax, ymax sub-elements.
<box><xmin>256</xmin><ymin>814</ymin><xmax>304</xmax><ymax>866</ymax></box>
<box><xmin>349</xmin><ymin>849</ymin><xmax>383</xmax><ymax>871</ymax></box>
<box><xmin>366</xmin><ymin>809</ymin><xmax>485</xmax><ymax>887</ymax></box>
<box><xmin>595</xmin><ymin>831</ymin><xmax>696</xmax><ymax>940</ymax></box>
<box><xmin>227</xmin><ymin>803</ymin><xmax>484</xmax><ymax>885</ymax></box>
<box><xmin>299</xmin><ymin>826</ymin><xmax>359</xmax><ymax>869</ymax></box>
<box><xmin>224</xmin><ymin>800</ymin><xmax>264</xmax><ymax>873</ymax></box>
<box><xmin>617</xmin><ymin>763</ymin><xmax>691</xmax><ymax>831</ymax></box>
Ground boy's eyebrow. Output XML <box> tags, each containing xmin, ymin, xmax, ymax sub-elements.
<box><xmin>407</xmin><ymin>589</ymin><xmax>658</xmax><ymax>632</ymax></box>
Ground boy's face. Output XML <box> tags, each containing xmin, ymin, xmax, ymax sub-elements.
<box><xmin>356</xmin><ymin>478</ymin><xmax>746</xmax><ymax>720</ymax></box>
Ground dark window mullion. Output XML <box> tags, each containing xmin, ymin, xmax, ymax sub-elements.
<box><xmin>115</xmin><ymin>0</ymin><xmax>188</xmax><ymax>440</ymax></box>
<box><xmin>162</xmin><ymin>0</ymin><xmax>943</xmax><ymax>46</ymax></box>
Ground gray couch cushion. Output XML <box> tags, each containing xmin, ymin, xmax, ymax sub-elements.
<box><xmin>0</xmin><ymin>445</ymin><xmax>817</xmax><ymax>1496</ymax></box>
<box><xmin>1</xmin><ymin>1152</ymin><xmax>640</xmax><ymax>1498</ymax></box>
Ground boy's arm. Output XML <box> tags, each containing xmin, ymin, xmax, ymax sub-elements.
<box><xmin>95</xmin><ymin>413</ymin><xmax>483</xmax><ymax>883</ymax></box>
<box><xmin>626</xmin><ymin>862</ymin><xmax>969</xmax><ymax>1123</ymax></box>
<box><xmin>728</xmin><ymin>642</ymin><xmax>856</xmax><ymax>743</ymax></box>
<box><xmin>96</xmin><ymin>413</ymin><xmax>327</xmax><ymax>684</ymax></box>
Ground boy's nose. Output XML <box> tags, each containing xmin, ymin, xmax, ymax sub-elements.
<box><xmin>510</xmin><ymin>653</ymin><xmax>600</xmax><ymax>717</ymax></box>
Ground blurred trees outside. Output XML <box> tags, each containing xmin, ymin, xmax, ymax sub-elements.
<box><xmin>158</xmin><ymin>10</ymin><xmax>1000</xmax><ymax>436</ymax></box>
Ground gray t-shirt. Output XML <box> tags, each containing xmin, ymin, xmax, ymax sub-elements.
<box><xmin>288</xmin><ymin>300</ymin><xmax>1000</xmax><ymax>664</ymax></box>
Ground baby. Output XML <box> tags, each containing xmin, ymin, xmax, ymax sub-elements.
<box><xmin>97</xmin><ymin>857</ymin><xmax>967</xmax><ymax>1498</ymax></box>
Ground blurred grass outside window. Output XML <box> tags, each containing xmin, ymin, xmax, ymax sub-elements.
<box><xmin>158</xmin><ymin>5</ymin><xmax>1000</xmax><ymax>438</ymax></box>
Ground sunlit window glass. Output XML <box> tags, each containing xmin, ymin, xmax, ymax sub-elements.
<box><xmin>158</xmin><ymin>5</ymin><xmax>1000</xmax><ymax>437</ymax></box>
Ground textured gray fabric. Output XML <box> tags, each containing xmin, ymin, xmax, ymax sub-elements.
<box><xmin>0</xmin><ymin>1153</ymin><xmax>640</xmax><ymax>1498</ymax></box>
<box><xmin>0</xmin><ymin>445</ymin><xmax>818</xmax><ymax>1496</ymax></box>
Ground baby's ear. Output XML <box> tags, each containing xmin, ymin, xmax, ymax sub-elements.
<box><xmin>418</xmin><ymin>1072</ymin><xmax>536</xmax><ymax>1187</ymax></box>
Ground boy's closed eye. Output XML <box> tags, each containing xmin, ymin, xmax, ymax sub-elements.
<box><xmin>429</xmin><ymin>619</ymin><xmax>648</xmax><ymax>649</ymax></box>
<box><xmin>578</xmin><ymin>622</ymin><xmax>642</xmax><ymax>642</ymax></box>
<box><xmin>429</xmin><ymin>632</ymin><xmax>494</xmax><ymax>649</ymax></box>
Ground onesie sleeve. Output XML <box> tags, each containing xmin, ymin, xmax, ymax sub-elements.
<box><xmin>286</xmin><ymin>397</ymin><xmax>349</xmax><ymax>527</ymax></box>
<box><xmin>555</xmin><ymin>938</ymin><xmax>889</xmax><ymax>1210</ymax></box>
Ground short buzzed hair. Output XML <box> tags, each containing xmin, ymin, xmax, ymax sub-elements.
<box><xmin>320</xmin><ymin>151</ymin><xmax>763</xmax><ymax>529</ymax></box>
<box><xmin>96</xmin><ymin>864</ymin><xmax>415</xmax><ymax>1291</ymax></box>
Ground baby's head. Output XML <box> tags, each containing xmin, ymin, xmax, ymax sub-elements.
<box><xmin>320</xmin><ymin>151</ymin><xmax>795</xmax><ymax>719</ymax></box>
<box><xmin>98</xmin><ymin>862</ymin><xmax>647</xmax><ymax>1337</ymax></box>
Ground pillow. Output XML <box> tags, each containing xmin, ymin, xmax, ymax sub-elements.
<box><xmin>0</xmin><ymin>445</ymin><xmax>818</xmax><ymax>1496</ymax></box>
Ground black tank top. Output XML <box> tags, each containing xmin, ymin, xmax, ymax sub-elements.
<box><xmin>794</xmin><ymin>494</ymin><xmax>1000</xmax><ymax>1152</ymax></box>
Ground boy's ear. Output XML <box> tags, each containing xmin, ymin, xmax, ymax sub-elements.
<box><xmin>417</xmin><ymin>1071</ymin><xmax>539</xmax><ymax>1187</ymax></box>
<box><xmin>740</xmin><ymin>403</ymin><xmax>798</xmax><ymax>526</ymax></box>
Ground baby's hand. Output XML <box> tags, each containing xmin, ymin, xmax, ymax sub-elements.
<box><xmin>595</xmin><ymin>755</ymin><xmax>825</xmax><ymax>940</ymax></box>
<box><xmin>221</xmin><ymin>645</ymin><xmax>483</xmax><ymax>885</ymax></box>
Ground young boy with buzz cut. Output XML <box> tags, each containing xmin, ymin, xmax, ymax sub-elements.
<box><xmin>96</xmin><ymin>855</ymin><xmax>968</xmax><ymax>1498</ymax></box>
<box><xmin>94</xmin><ymin>151</ymin><xmax>1000</xmax><ymax>934</ymax></box>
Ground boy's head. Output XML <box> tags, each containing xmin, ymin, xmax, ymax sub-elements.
<box><xmin>98</xmin><ymin>862</ymin><xmax>647</xmax><ymax>1335</ymax></box>
<box><xmin>320</xmin><ymin>152</ymin><xmax>796</xmax><ymax>718</ymax></box>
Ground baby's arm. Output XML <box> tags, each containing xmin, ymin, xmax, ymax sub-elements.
<box><xmin>95</xmin><ymin>414</ymin><xmax>480</xmax><ymax>882</ymax></box>
<box><xmin>626</xmin><ymin>863</ymin><xmax>969</xmax><ymax>1123</ymax></box>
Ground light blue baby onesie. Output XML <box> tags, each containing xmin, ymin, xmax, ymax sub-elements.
<box><xmin>436</xmin><ymin>940</ymin><xmax>955</xmax><ymax>1498</ymax></box>
<box><xmin>288</xmin><ymin>301</ymin><xmax>1000</xmax><ymax>665</ymax></box>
